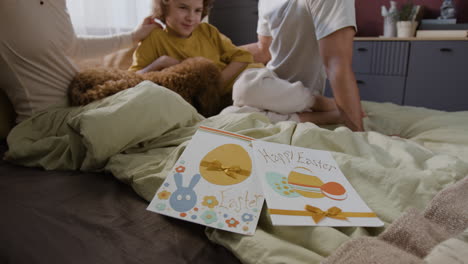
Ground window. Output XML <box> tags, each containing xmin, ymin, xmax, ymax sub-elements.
<box><xmin>67</xmin><ymin>0</ymin><xmax>153</xmax><ymax>35</ymax></box>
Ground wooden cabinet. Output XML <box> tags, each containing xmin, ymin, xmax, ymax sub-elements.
<box><xmin>354</xmin><ymin>75</ymin><xmax>406</xmax><ymax>104</ymax></box>
<box><xmin>337</xmin><ymin>39</ymin><xmax>468</xmax><ymax>111</ymax></box>
<box><xmin>326</xmin><ymin>40</ymin><xmax>410</xmax><ymax>105</ymax></box>
<box><xmin>352</xmin><ymin>41</ymin><xmax>409</xmax><ymax>105</ymax></box>
<box><xmin>351</xmin><ymin>42</ymin><xmax>373</xmax><ymax>73</ymax></box>
<box><xmin>404</xmin><ymin>41</ymin><xmax>468</xmax><ymax>111</ymax></box>
<box><xmin>209</xmin><ymin>0</ymin><xmax>258</xmax><ymax>45</ymax></box>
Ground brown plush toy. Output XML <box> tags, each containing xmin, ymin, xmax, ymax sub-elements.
<box><xmin>69</xmin><ymin>57</ymin><xmax>224</xmax><ymax>117</ymax></box>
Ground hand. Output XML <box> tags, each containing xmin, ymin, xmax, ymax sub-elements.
<box><xmin>131</xmin><ymin>16</ymin><xmax>161</xmax><ymax>44</ymax></box>
<box><xmin>239</xmin><ymin>36</ymin><xmax>272</xmax><ymax>64</ymax></box>
<box><xmin>341</xmin><ymin>112</ymin><xmax>365</xmax><ymax>132</ymax></box>
<box><xmin>156</xmin><ymin>56</ymin><xmax>181</xmax><ymax>70</ymax></box>
<box><xmin>137</xmin><ymin>55</ymin><xmax>181</xmax><ymax>74</ymax></box>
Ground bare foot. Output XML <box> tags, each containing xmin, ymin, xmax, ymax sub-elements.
<box><xmin>312</xmin><ymin>95</ymin><xmax>338</xmax><ymax>112</ymax></box>
<box><xmin>298</xmin><ymin>110</ymin><xmax>343</xmax><ymax>125</ymax></box>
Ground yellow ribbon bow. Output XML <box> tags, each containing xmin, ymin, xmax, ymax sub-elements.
<box><xmin>305</xmin><ymin>205</ymin><xmax>348</xmax><ymax>223</ymax></box>
<box><xmin>200</xmin><ymin>160</ymin><xmax>251</xmax><ymax>179</ymax></box>
<box><xmin>268</xmin><ymin>207</ymin><xmax>377</xmax><ymax>223</ymax></box>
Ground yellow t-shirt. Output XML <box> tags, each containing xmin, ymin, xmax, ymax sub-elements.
<box><xmin>129</xmin><ymin>23</ymin><xmax>260</xmax><ymax>94</ymax></box>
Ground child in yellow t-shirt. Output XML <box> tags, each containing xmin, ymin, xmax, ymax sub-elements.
<box><xmin>129</xmin><ymin>0</ymin><xmax>256</xmax><ymax>99</ymax></box>
<box><xmin>130</xmin><ymin>0</ymin><xmax>341</xmax><ymax>123</ymax></box>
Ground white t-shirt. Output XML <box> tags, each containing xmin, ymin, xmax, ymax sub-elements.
<box><xmin>0</xmin><ymin>0</ymin><xmax>133</xmax><ymax>122</ymax></box>
<box><xmin>256</xmin><ymin>0</ymin><xmax>356</xmax><ymax>94</ymax></box>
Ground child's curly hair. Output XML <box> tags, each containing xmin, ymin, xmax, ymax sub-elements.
<box><xmin>152</xmin><ymin>0</ymin><xmax>215</xmax><ymax>22</ymax></box>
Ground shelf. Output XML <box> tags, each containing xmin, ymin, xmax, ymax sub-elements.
<box><xmin>355</xmin><ymin>37</ymin><xmax>468</xmax><ymax>41</ymax></box>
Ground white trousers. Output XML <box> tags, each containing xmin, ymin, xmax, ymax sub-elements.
<box><xmin>232</xmin><ymin>68</ymin><xmax>317</xmax><ymax>114</ymax></box>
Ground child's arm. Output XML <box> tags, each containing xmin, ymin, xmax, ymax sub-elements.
<box><xmin>136</xmin><ymin>56</ymin><xmax>180</xmax><ymax>74</ymax></box>
<box><xmin>129</xmin><ymin>29</ymin><xmax>169</xmax><ymax>73</ymax></box>
<box><xmin>206</xmin><ymin>24</ymin><xmax>253</xmax><ymax>92</ymax></box>
<box><xmin>220</xmin><ymin>61</ymin><xmax>248</xmax><ymax>88</ymax></box>
<box><xmin>240</xmin><ymin>35</ymin><xmax>272</xmax><ymax>64</ymax></box>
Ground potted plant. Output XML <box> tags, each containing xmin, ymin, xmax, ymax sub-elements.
<box><xmin>396</xmin><ymin>0</ymin><xmax>419</xmax><ymax>37</ymax></box>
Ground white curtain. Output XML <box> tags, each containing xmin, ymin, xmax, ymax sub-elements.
<box><xmin>67</xmin><ymin>0</ymin><xmax>153</xmax><ymax>36</ymax></box>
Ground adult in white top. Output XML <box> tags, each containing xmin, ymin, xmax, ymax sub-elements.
<box><xmin>0</xmin><ymin>0</ymin><xmax>158</xmax><ymax>123</ymax></box>
<box><xmin>241</xmin><ymin>0</ymin><xmax>364</xmax><ymax>131</ymax></box>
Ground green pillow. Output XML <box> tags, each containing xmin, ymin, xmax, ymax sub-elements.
<box><xmin>0</xmin><ymin>89</ymin><xmax>15</xmax><ymax>140</ymax></box>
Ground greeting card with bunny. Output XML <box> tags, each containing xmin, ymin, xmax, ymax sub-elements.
<box><xmin>147</xmin><ymin>126</ymin><xmax>264</xmax><ymax>235</ymax></box>
<box><xmin>252</xmin><ymin>140</ymin><xmax>384</xmax><ymax>227</ymax></box>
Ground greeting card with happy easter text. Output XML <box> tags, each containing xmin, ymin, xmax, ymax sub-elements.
<box><xmin>147</xmin><ymin>126</ymin><xmax>264</xmax><ymax>235</ymax></box>
<box><xmin>252</xmin><ymin>140</ymin><xmax>384</xmax><ymax>227</ymax></box>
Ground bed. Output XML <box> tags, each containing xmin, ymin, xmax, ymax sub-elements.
<box><xmin>1</xmin><ymin>52</ymin><xmax>467</xmax><ymax>263</ymax></box>
<box><xmin>0</xmin><ymin>139</ymin><xmax>241</xmax><ymax>264</ymax></box>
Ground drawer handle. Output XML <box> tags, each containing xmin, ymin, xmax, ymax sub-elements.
<box><xmin>356</xmin><ymin>80</ymin><xmax>365</xmax><ymax>85</ymax></box>
<box><xmin>440</xmin><ymin>48</ymin><xmax>453</xmax><ymax>52</ymax></box>
<box><xmin>357</xmin><ymin>48</ymin><xmax>368</xmax><ymax>52</ymax></box>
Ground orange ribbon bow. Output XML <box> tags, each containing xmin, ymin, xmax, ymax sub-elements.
<box><xmin>200</xmin><ymin>160</ymin><xmax>251</xmax><ymax>179</ymax></box>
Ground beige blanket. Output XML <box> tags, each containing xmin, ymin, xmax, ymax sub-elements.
<box><xmin>5</xmin><ymin>81</ymin><xmax>468</xmax><ymax>263</ymax></box>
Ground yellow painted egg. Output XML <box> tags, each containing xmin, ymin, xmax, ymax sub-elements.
<box><xmin>199</xmin><ymin>144</ymin><xmax>252</xmax><ymax>186</ymax></box>
<box><xmin>287</xmin><ymin>167</ymin><xmax>324</xmax><ymax>198</ymax></box>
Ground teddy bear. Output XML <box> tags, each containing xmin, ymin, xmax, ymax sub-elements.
<box><xmin>68</xmin><ymin>57</ymin><xmax>225</xmax><ymax>117</ymax></box>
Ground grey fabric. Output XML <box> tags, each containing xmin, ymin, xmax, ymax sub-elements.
<box><xmin>0</xmin><ymin>141</ymin><xmax>240</xmax><ymax>264</ymax></box>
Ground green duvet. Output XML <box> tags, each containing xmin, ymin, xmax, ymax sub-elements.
<box><xmin>6</xmin><ymin>81</ymin><xmax>468</xmax><ymax>263</ymax></box>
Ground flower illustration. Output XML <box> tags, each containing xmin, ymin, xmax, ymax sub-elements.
<box><xmin>202</xmin><ymin>196</ymin><xmax>219</xmax><ymax>208</ymax></box>
<box><xmin>155</xmin><ymin>203</ymin><xmax>166</xmax><ymax>211</ymax></box>
<box><xmin>241</xmin><ymin>213</ymin><xmax>254</xmax><ymax>222</ymax></box>
<box><xmin>201</xmin><ymin>210</ymin><xmax>218</xmax><ymax>224</ymax></box>
<box><xmin>226</xmin><ymin>217</ymin><xmax>240</xmax><ymax>228</ymax></box>
<box><xmin>175</xmin><ymin>166</ymin><xmax>186</xmax><ymax>173</ymax></box>
<box><xmin>157</xmin><ymin>190</ymin><xmax>171</xmax><ymax>200</ymax></box>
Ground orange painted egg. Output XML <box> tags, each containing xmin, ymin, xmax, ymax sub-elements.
<box><xmin>321</xmin><ymin>182</ymin><xmax>347</xmax><ymax>201</ymax></box>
